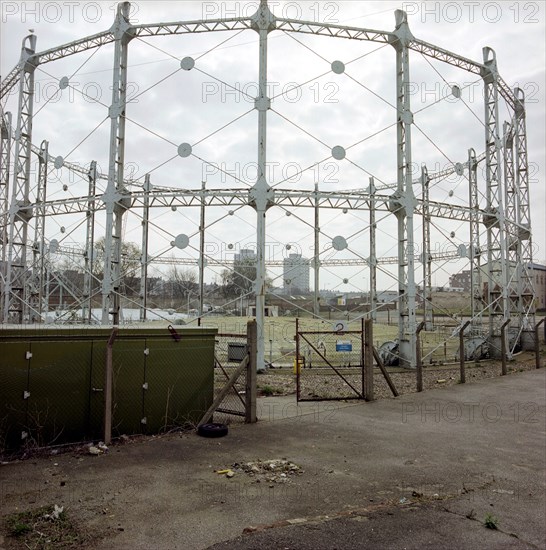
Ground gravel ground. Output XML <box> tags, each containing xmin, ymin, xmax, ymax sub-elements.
<box><xmin>255</xmin><ymin>350</ymin><xmax>541</xmax><ymax>401</ymax></box>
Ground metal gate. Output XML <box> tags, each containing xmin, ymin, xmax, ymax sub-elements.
<box><xmin>296</xmin><ymin>318</ymin><xmax>366</xmax><ymax>401</ymax></box>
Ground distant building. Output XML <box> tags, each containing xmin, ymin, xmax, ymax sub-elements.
<box><xmin>449</xmin><ymin>263</ymin><xmax>546</xmax><ymax>311</ymax></box>
<box><xmin>530</xmin><ymin>263</ymin><xmax>546</xmax><ymax>311</ymax></box>
<box><xmin>283</xmin><ymin>253</ymin><xmax>310</xmax><ymax>293</ymax></box>
<box><xmin>449</xmin><ymin>270</ymin><xmax>471</xmax><ymax>291</ymax></box>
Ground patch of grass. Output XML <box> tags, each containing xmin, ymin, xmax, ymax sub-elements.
<box><xmin>4</xmin><ymin>505</ymin><xmax>89</xmax><ymax>549</ymax></box>
<box><xmin>259</xmin><ymin>385</ymin><xmax>275</xmax><ymax>396</ymax></box>
<box><xmin>484</xmin><ymin>513</ymin><xmax>499</xmax><ymax>530</ymax></box>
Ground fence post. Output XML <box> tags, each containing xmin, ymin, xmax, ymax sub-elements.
<box><xmin>105</xmin><ymin>328</ymin><xmax>118</xmax><ymax>445</ymax></box>
<box><xmin>501</xmin><ymin>319</ymin><xmax>511</xmax><ymax>375</ymax></box>
<box><xmin>246</xmin><ymin>320</ymin><xmax>257</xmax><ymax>423</ymax></box>
<box><xmin>459</xmin><ymin>321</ymin><xmax>471</xmax><ymax>384</ymax></box>
<box><xmin>536</xmin><ymin>318</ymin><xmax>545</xmax><ymax>370</ymax></box>
<box><xmin>364</xmin><ymin>319</ymin><xmax>374</xmax><ymax>401</ymax></box>
<box><xmin>416</xmin><ymin>321</ymin><xmax>425</xmax><ymax>392</ymax></box>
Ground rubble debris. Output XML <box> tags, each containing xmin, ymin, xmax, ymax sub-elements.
<box><xmin>227</xmin><ymin>459</ymin><xmax>304</xmax><ymax>484</ymax></box>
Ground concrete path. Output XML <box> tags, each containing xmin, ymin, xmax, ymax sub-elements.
<box><xmin>1</xmin><ymin>369</ymin><xmax>544</xmax><ymax>549</ymax></box>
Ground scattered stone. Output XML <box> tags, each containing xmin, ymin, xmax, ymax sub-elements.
<box><xmin>226</xmin><ymin>471</ymin><xmax>235</xmax><ymax>478</ymax></box>
<box><xmin>88</xmin><ymin>446</ymin><xmax>102</xmax><ymax>456</ymax></box>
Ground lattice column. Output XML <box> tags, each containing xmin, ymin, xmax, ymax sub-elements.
<box><xmin>369</xmin><ymin>177</ymin><xmax>377</xmax><ymax>322</ymax></box>
<box><xmin>29</xmin><ymin>139</ymin><xmax>48</xmax><ymax>321</ymax></box>
<box><xmin>481</xmin><ymin>47</ymin><xmax>509</xmax><ymax>354</ymax></box>
<box><xmin>3</xmin><ymin>34</ymin><xmax>37</xmax><ymax>323</ymax></box>
<box><xmin>421</xmin><ymin>166</ymin><xmax>432</xmax><ymax>330</ymax></box>
<box><xmin>101</xmin><ymin>3</ymin><xmax>134</xmax><ymax>325</ymax></box>
<box><xmin>513</xmin><ymin>87</ymin><xmax>536</xmax><ymax>348</ymax></box>
<box><xmin>0</xmin><ymin>111</ymin><xmax>12</xmax><ymax>320</ymax></box>
<box><xmin>503</xmin><ymin>121</ymin><xmax>519</xmax><ymax>349</ymax></box>
<box><xmin>82</xmin><ymin>161</ymin><xmax>97</xmax><ymax>323</ymax></box>
<box><xmin>249</xmin><ymin>1</ymin><xmax>276</xmax><ymax>371</ymax></box>
<box><xmin>468</xmin><ymin>148</ymin><xmax>483</xmax><ymax>334</ymax></box>
<box><xmin>0</xmin><ymin>112</ymin><xmax>12</xmax><ymax>259</ymax></box>
<box><xmin>139</xmin><ymin>174</ymin><xmax>150</xmax><ymax>322</ymax></box>
<box><xmin>313</xmin><ymin>182</ymin><xmax>320</xmax><ymax>318</ymax></box>
<box><xmin>390</xmin><ymin>10</ymin><xmax>417</xmax><ymax>367</ymax></box>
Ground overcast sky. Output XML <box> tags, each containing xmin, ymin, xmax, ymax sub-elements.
<box><xmin>1</xmin><ymin>1</ymin><xmax>545</xmax><ymax>297</ymax></box>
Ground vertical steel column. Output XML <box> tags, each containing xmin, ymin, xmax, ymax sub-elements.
<box><xmin>421</xmin><ymin>166</ymin><xmax>432</xmax><ymax>330</ymax></box>
<box><xmin>468</xmin><ymin>148</ymin><xmax>482</xmax><ymax>334</ymax></box>
<box><xmin>198</xmin><ymin>180</ymin><xmax>206</xmax><ymax>318</ymax></box>
<box><xmin>0</xmin><ymin>112</ymin><xmax>12</xmax><ymax>261</ymax></box>
<box><xmin>82</xmin><ymin>161</ymin><xmax>97</xmax><ymax>323</ymax></box>
<box><xmin>139</xmin><ymin>174</ymin><xmax>150</xmax><ymax>322</ymax></box>
<box><xmin>101</xmin><ymin>2</ymin><xmax>133</xmax><ymax>325</ymax></box>
<box><xmin>513</xmin><ymin>88</ymin><xmax>535</xmax><ymax>348</ymax></box>
<box><xmin>0</xmin><ymin>111</ymin><xmax>13</xmax><ymax>320</ymax></box>
<box><xmin>250</xmin><ymin>1</ymin><xmax>276</xmax><ymax>371</ymax></box>
<box><xmin>390</xmin><ymin>10</ymin><xmax>416</xmax><ymax>368</ymax></box>
<box><xmin>313</xmin><ymin>182</ymin><xmax>320</xmax><ymax>318</ymax></box>
<box><xmin>481</xmin><ymin>47</ymin><xmax>509</xmax><ymax>354</ymax></box>
<box><xmin>3</xmin><ymin>34</ymin><xmax>37</xmax><ymax>323</ymax></box>
<box><xmin>503</xmin><ymin>120</ymin><xmax>518</xmax><ymax>350</ymax></box>
<box><xmin>369</xmin><ymin>177</ymin><xmax>377</xmax><ymax>321</ymax></box>
<box><xmin>29</xmin><ymin>139</ymin><xmax>48</xmax><ymax>321</ymax></box>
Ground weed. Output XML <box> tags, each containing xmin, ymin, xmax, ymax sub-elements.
<box><xmin>484</xmin><ymin>513</ymin><xmax>499</xmax><ymax>530</ymax></box>
<box><xmin>4</xmin><ymin>505</ymin><xmax>89</xmax><ymax>549</ymax></box>
<box><xmin>260</xmin><ymin>385</ymin><xmax>275</xmax><ymax>396</ymax></box>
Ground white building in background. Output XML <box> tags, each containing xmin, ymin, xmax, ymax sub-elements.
<box><xmin>283</xmin><ymin>254</ymin><xmax>310</xmax><ymax>293</ymax></box>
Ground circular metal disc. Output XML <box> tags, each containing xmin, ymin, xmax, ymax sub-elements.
<box><xmin>450</xmin><ymin>231</ymin><xmax>456</xmax><ymax>238</ymax></box>
<box><xmin>286</xmin><ymin>244</ymin><xmax>291</xmax><ymax>250</ymax></box>
<box><xmin>173</xmin><ymin>234</ymin><xmax>190</xmax><ymax>249</ymax></box>
<box><xmin>59</xmin><ymin>76</ymin><xmax>69</xmax><ymax>90</ymax></box>
<box><xmin>228</xmin><ymin>243</ymin><xmax>234</xmax><ymax>249</ymax></box>
<box><xmin>332</xmin><ymin>236</ymin><xmax>348</xmax><ymax>251</ymax></box>
<box><xmin>178</xmin><ymin>143</ymin><xmax>192</xmax><ymax>158</ymax></box>
<box><xmin>448</xmin><ymin>190</ymin><xmax>454</xmax><ymax>197</ymax></box>
<box><xmin>343</xmin><ymin>278</ymin><xmax>349</xmax><ymax>284</ymax></box>
<box><xmin>181</xmin><ymin>57</ymin><xmax>195</xmax><ymax>71</ymax></box>
<box><xmin>331</xmin><ymin>60</ymin><xmax>345</xmax><ymax>74</ymax></box>
<box><xmin>54</xmin><ymin>156</ymin><xmax>64</xmax><ymax>169</ymax></box>
<box><xmin>332</xmin><ymin>146</ymin><xmax>346</xmax><ymax>160</ymax></box>
<box><xmin>451</xmin><ymin>85</ymin><xmax>461</xmax><ymax>98</ymax></box>
<box><xmin>455</xmin><ymin>162</ymin><xmax>464</xmax><ymax>176</ymax></box>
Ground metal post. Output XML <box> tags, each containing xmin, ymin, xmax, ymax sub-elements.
<box><xmin>249</xmin><ymin>1</ymin><xmax>275</xmax><ymax>371</ymax></box>
<box><xmin>535</xmin><ymin>319</ymin><xmax>545</xmax><ymax>369</ymax></box>
<box><xmin>459</xmin><ymin>321</ymin><xmax>471</xmax><ymax>383</ymax></box>
<box><xmin>369</xmin><ymin>177</ymin><xmax>377</xmax><ymax>321</ymax></box>
<box><xmin>364</xmin><ymin>318</ymin><xmax>374</xmax><ymax>401</ymax></box>
<box><xmin>101</xmin><ymin>2</ymin><xmax>133</xmax><ymax>325</ymax></box>
<box><xmin>199</xmin><ymin>181</ymin><xmax>206</xmax><ymax>318</ymax></box>
<box><xmin>500</xmin><ymin>318</ymin><xmax>510</xmax><ymax>375</ymax></box>
<box><xmin>391</xmin><ymin>10</ymin><xmax>416</xmax><ymax>368</ymax></box>
<box><xmin>246</xmin><ymin>319</ymin><xmax>257</xmax><ymax>423</ymax></box>
<box><xmin>104</xmin><ymin>328</ymin><xmax>117</xmax><ymax>445</ymax></box>
<box><xmin>139</xmin><ymin>174</ymin><xmax>150</xmax><ymax>322</ymax></box>
<box><xmin>4</xmin><ymin>34</ymin><xmax>37</xmax><ymax>323</ymax></box>
<box><xmin>416</xmin><ymin>321</ymin><xmax>425</xmax><ymax>391</ymax></box>
<box><xmin>313</xmin><ymin>182</ymin><xmax>320</xmax><ymax>318</ymax></box>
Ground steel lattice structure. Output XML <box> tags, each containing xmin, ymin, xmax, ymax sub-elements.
<box><xmin>0</xmin><ymin>1</ymin><xmax>537</xmax><ymax>370</ymax></box>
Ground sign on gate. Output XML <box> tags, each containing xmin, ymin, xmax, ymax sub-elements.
<box><xmin>336</xmin><ymin>340</ymin><xmax>352</xmax><ymax>352</ymax></box>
